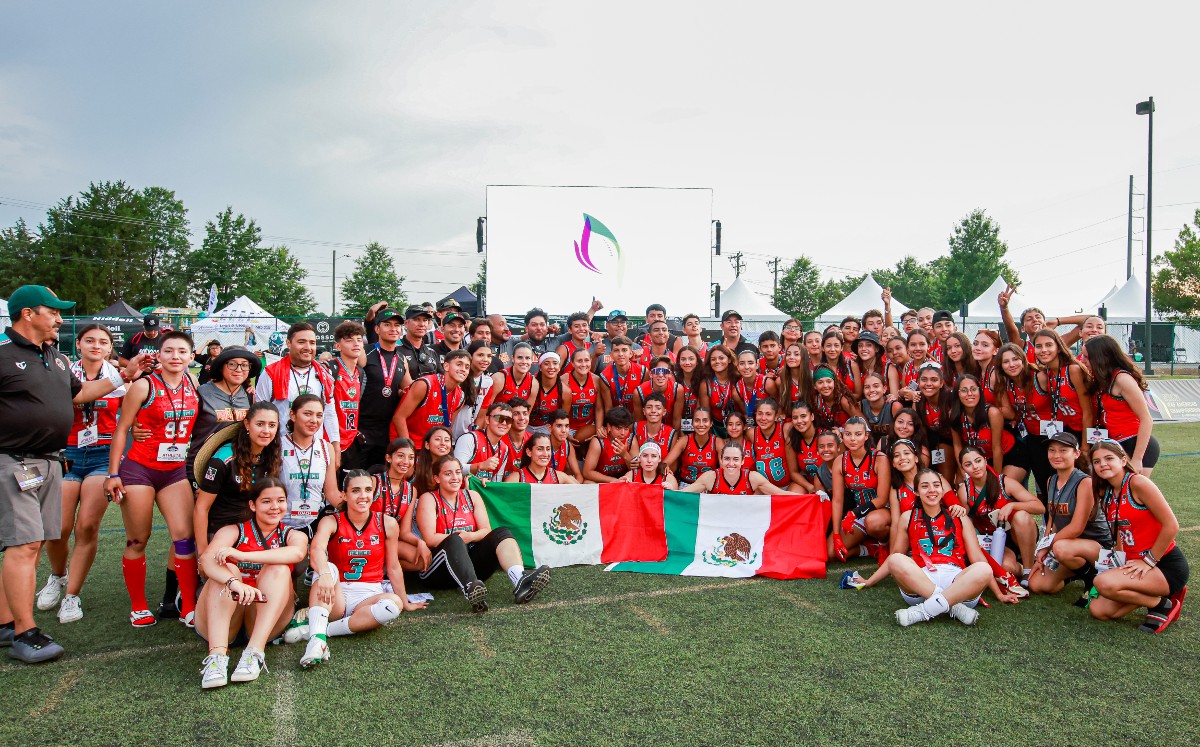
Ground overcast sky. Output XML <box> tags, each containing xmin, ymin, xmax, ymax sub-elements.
<box><xmin>3</xmin><ymin>2</ymin><xmax>1197</xmax><ymax>316</ymax></box>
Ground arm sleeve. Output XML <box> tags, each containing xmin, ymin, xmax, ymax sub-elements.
<box><xmin>453</xmin><ymin>433</ymin><xmax>478</xmax><ymax>465</ymax></box>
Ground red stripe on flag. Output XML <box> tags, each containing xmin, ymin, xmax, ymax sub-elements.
<box><xmin>758</xmin><ymin>493</ymin><xmax>829</xmax><ymax>579</ymax></box>
<box><xmin>598</xmin><ymin>483</ymin><xmax>668</xmax><ymax>564</ymax></box>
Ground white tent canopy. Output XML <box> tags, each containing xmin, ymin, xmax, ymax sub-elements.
<box><xmin>0</xmin><ymin>298</ymin><xmax>9</xmax><ymax>331</ymax></box>
<box><xmin>1099</xmin><ymin>275</ymin><xmax>1163</xmax><ymax>322</ymax></box>
<box><xmin>1092</xmin><ymin>283</ymin><xmax>1120</xmax><ymax>310</ymax></box>
<box><xmin>964</xmin><ymin>276</ymin><xmax>1035</xmax><ymax>323</ymax></box>
<box><xmin>187</xmin><ymin>295</ymin><xmax>286</xmax><ymax>355</ymax></box>
<box><xmin>817</xmin><ymin>275</ymin><xmax>908</xmax><ymax>323</ymax></box>
<box><xmin>721</xmin><ymin>277</ymin><xmax>788</xmax><ymax>320</ymax></box>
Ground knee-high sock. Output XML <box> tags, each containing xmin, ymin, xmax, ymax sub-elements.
<box><xmin>122</xmin><ymin>556</ymin><xmax>148</xmax><ymax>612</ymax></box>
<box><xmin>175</xmin><ymin>556</ymin><xmax>199</xmax><ymax>616</ymax></box>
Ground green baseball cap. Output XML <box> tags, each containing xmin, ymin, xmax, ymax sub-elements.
<box><xmin>8</xmin><ymin>285</ymin><xmax>76</xmax><ymax>315</ymax></box>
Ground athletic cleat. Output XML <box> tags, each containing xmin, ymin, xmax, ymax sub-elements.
<box><xmin>8</xmin><ymin>628</ymin><xmax>65</xmax><ymax>664</ymax></box>
<box><xmin>949</xmin><ymin>603</ymin><xmax>980</xmax><ymax>626</ymax></box>
<box><xmin>514</xmin><ymin>565</ymin><xmax>551</xmax><ymax>604</ymax></box>
<box><xmin>58</xmin><ymin>594</ymin><xmax>83</xmax><ymax>624</ymax></box>
<box><xmin>200</xmin><ymin>654</ymin><xmax>230</xmax><ymax>689</ymax></box>
<box><xmin>300</xmin><ymin>637</ymin><xmax>330</xmax><ymax>669</ymax></box>
<box><xmin>180</xmin><ymin>611</ymin><xmax>196</xmax><ymax>629</ymax></box>
<box><xmin>130</xmin><ymin>609</ymin><xmax>157</xmax><ymax>628</ymax></box>
<box><xmin>231</xmin><ymin>648</ymin><xmax>267</xmax><ymax>682</ymax></box>
<box><xmin>463</xmin><ymin>580</ymin><xmax>489</xmax><ymax>613</ymax></box>
<box><xmin>0</xmin><ymin>625</ymin><xmax>13</xmax><ymax>648</ymax></box>
<box><xmin>895</xmin><ymin>605</ymin><xmax>932</xmax><ymax>627</ymax></box>
<box><xmin>36</xmin><ymin>574</ymin><xmax>66</xmax><ymax>611</ymax></box>
<box><xmin>282</xmin><ymin>609</ymin><xmax>310</xmax><ymax>644</ymax></box>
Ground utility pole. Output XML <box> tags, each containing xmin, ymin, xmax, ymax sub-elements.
<box><xmin>1126</xmin><ymin>175</ymin><xmax>1134</xmax><ymax>280</ymax></box>
<box><xmin>767</xmin><ymin>257</ymin><xmax>781</xmax><ymax>297</ymax></box>
<box><xmin>332</xmin><ymin>250</ymin><xmax>338</xmax><ymax>316</ymax></box>
<box><xmin>729</xmin><ymin>252</ymin><xmax>745</xmax><ymax>278</ymax></box>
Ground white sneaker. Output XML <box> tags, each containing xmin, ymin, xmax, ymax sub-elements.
<box><xmin>895</xmin><ymin>605</ymin><xmax>932</xmax><ymax>627</ymax></box>
<box><xmin>36</xmin><ymin>574</ymin><xmax>66</xmax><ymax>611</ymax></box>
<box><xmin>231</xmin><ymin>648</ymin><xmax>267</xmax><ymax>683</ymax></box>
<box><xmin>200</xmin><ymin>654</ymin><xmax>230</xmax><ymax>689</ymax></box>
<box><xmin>58</xmin><ymin>594</ymin><xmax>83</xmax><ymax>624</ymax></box>
<box><xmin>282</xmin><ymin>608</ymin><xmax>310</xmax><ymax>644</ymax></box>
<box><xmin>179</xmin><ymin>610</ymin><xmax>196</xmax><ymax>629</ymax></box>
<box><xmin>949</xmin><ymin>603</ymin><xmax>980</xmax><ymax>626</ymax></box>
<box><xmin>300</xmin><ymin>637</ymin><xmax>329</xmax><ymax>669</ymax></box>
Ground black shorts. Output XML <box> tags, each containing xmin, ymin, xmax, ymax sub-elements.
<box><xmin>1119</xmin><ymin>434</ymin><xmax>1161</xmax><ymax>469</ymax></box>
<box><xmin>1157</xmin><ymin>546</ymin><xmax>1189</xmax><ymax>596</ymax></box>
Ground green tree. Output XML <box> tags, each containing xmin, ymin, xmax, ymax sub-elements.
<box><xmin>241</xmin><ymin>245</ymin><xmax>318</xmax><ymax>317</ymax></box>
<box><xmin>772</xmin><ymin>256</ymin><xmax>863</xmax><ymax>322</ymax></box>
<box><xmin>871</xmin><ymin>255</ymin><xmax>941</xmax><ymax>310</ymax></box>
<box><xmin>1152</xmin><ymin>208</ymin><xmax>1200</xmax><ymax>320</ymax></box>
<box><xmin>474</xmin><ymin>256</ymin><xmax>487</xmax><ymax>314</ymax></box>
<box><xmin>933</xmin><ymin>209</ymin><xmax>1017</xmax><ymax>310</ymax></box>
<box><xmin>185</xmin><ymin>207</ymin><xmax>264</xmax><ymax>309</ymax></box>
<box><xmin>0</xmin><ymin>219</ymin><xmax>54</xmax><ymax>299</ymax></box>
<box><xmin>340</xmin><ymin>241</ymin><xmax>406</xmax><ymax>318</ymax></box>
<box><xmin>140</xmin><ymin>186</ymin><xmax>192</xmax><ymax>307</ymax></box>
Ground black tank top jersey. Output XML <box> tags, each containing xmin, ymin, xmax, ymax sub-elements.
<box><xmin>1045</xmin><ymin>468</ymin><xmax>1113</xmax><ymax>547</ymax></box>
<box><xmin>860</xmin><ymin>399</ymin><xmax>894</xmax><ymax>446</ymax></box>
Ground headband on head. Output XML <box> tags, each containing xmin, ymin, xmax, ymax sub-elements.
<box><xmin>812</xmin><ymin>368</ymin><xmax>836</xmax><ymax>382</ymax></box>
<box><xmin>918</xmin><ymin>360</ymin><xmax>943</xmax><ymax>375</ymax></box>
<box><xmin>538</xmin><ymin>351</ymin><xmax>561</xmax><ymax>366</ymax></box>
<box><xmin>638</xmin><ymin>441</ymin><xmax>662</xmax><ymax>455</ymax></box>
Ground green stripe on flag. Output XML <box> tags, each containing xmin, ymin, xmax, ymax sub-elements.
<box><xmin>470</xmin><ymin>477</ymin><xmax>535</xmax><ymax>563</ymax></box>
<box><xmin>608</xmin><ymin>489</ymin><xmax>700</xmax><ymax>574</ymax></box>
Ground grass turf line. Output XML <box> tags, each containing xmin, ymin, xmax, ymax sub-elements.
<box><xmin>2</xmin><ymin>423</ymin><xmax>1199</xmax><ymax>746</ymax></box>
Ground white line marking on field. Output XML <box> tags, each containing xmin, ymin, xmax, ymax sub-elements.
<box><xmin>31</xmin><ymin>668</ymin><xmax>81</xmax><ymax>717</ymax></box>
<box><xmin>432</xmin><ymin>728</ymin><xmax>537</xmax><ymax>746</ymax></box>
<box><xmin>273</xmin><ymin>669</ymin><xmax>298</xmax><ymax>744</ymax></box>
<box><xmin>778</xmin><ymin>590</ymin><xmax>819</xmax><ymax>611</ymax></box>
<box><xmin>1180</xmin><ymin>525</ymin><xmax>1200</xmax><ymax>533</ymax></box>
<box><xmin>469</xmin><ymin>624</ymin><xmax>495</xmax><ymax>658</ymax></box>
<box><xmin>627</xmin><ymin>604</ymin><xmax>670</xmax><ymax>635</ymax></box>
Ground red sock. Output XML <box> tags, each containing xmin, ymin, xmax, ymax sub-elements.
<box><xmin>983</xmin><ymin>552</ymin><xmax>1009</xmax><ymax>580</ymax></box>
<box><xmin>122</xmin><ymin>556</ymin><xmax>148</xmax><ymax>612</ymax></box>
<box><xmin>175</xmin><ymin>555</ymin><xmax>199</xmax><ymax>616</ymax></box>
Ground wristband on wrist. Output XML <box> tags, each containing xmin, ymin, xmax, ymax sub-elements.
<box><xmin>224</xmin><ymin>576</ymin><xmax>238</xmax><ymax>589</ymax></box>
<box><xmin>107</xmin><ymin>473</ymin><xmax>121</xmax><ymax>479</ymax></box>
<box><xmin>1143</xmin><ymin>550</ymin><xmax>1158</xmax><ymax>567</ymax></box>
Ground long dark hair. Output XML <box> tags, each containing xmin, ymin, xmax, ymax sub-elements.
<box><xmin>780</xmin><ymin>343</ymin><xmax>815</xmax><ymax>411</ymax></box>
<box><xmin>890</xmin><ymin>406</ymin><xmax>929</xmax><ymax>455</ymax></box>
<box><xmin>443</xmin><ymin>349</ymin><xmax>477</xmax><ymax>404</ymax></box>
<box><xmin>821</xmin><ymin>330</ymin><xmax>854</xmax><ymax>382</ymax></box>
<box><xmin>234</xmin><ymin>401</ymin><xmax>282</xmax><ymax>492</ymax></box>
<box><xmin>994</xmin><ymin>342</ymin><xmax>1036</xmax><ymax>399</ymax></box>
<box><xmin>940</xmin><ymin>332</ymin><xmax>979</xmax><ymax>385</ymax></box>
<box><xmin>518</xmin><ymin>432</ymin><xmax>553</xmax><ymax>469</ymax></box>
<box><xmin>414</xmin><ymin>425</ymin><xmax>454</xmax><ymax>496</ymax></box>
<box><xmin>947</xmin><ymin>374</ymin><xmax>987</xmax><ymax>433</ymax></box>
<box><xmin>959</xmin><ymin>445</ymin><xmax>1001</xmax><ymax>509</ymax></box>
<box><xmin>1084</xmin><ymin>335</ymin><xmax>1146</xmax><ymax>396</ymax></box>
<box><xmin>673</xmin><ymin>345</ymin><xmax>703</xmax><ymax>390</ymax></box>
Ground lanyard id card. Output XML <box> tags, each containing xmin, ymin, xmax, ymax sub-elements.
<box><xmin>680</xmin><ymin>418</ymin><xmax>693</xmax><ymax>433</ymax></box>
<box><xmin>1040</xmin><ymin>419</ymin><xmax>1065</xmax><ymax>437</ymax></box>
<box><xmin>930</xmin><ymin>448</ymin><xmax>946</xmax><ymax>465</ymax></box>
<box><xmin>77</xmin><ymin>425</ymin><xmax>99</xmax><ymax>448</ymax></box>
<box><xmin>1094</xmin><ymin>548</ymin><xmax>1127</xmax><ymax>573</ymax></box>
<box><xmin>14</xmin><ymin>463</ymin><xmax>46</xmax><ymax>492</ymax></box>
<box><xmin>157</xmin><ymin>443</ymin><xmax>187</xmax><ymax>462</ymax></box>
<box><xmin>1085</xmin><ymin>427</ymin><xmax>1109</xmax><ymax>445</ymax></box>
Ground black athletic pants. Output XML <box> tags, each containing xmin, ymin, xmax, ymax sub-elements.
<box><xmin>417</xmin><ymin>528</ymin><xmax>513</xmax><ymax>590</ymax></box>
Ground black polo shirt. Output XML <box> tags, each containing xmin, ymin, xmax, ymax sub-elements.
<box><xmin>709</xmin><ymin>336</ymin><xmax>758</xmax><ymax>356</ymax></box>
<box><xmin>199</xmin><ymin>443</ymin><xmax>272</xmax><ymax>536</ymax></box>
<box><xmin>0</xmin><ymin>328</ymin><xmax>82</xmax><ymax>453</ymax></box>
<box><xmin>433</xmin><ymin>340</ymin><xmax>466</xmax><ymax>361</ymax></box>
<box><xmin>120</xmin><ymin>330</ymin><xmax>164</xmax><ymax>361</ymax></box>
<box><xmin>399</xmin><ymin>336</ymin><xmax>442</xmax><ymax>379</ymax></box>
<box><xmin>358</xmin><ymin>345</ymin><xmax>406</xmax><ymax>446</ymax></box>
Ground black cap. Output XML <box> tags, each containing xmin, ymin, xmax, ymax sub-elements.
<box><xmin>143</xmin><ymin>314</ymin><xmax>161</xmax><ymax>330</ymax></box>
<box><xmin>437</xmin><ymin>298</ymin><xmax>462</xmax><ymax>312</ymax></box>
<box><xmin>375</xmin><ymin>308</ymin><xmax>402</xmax><ymax>325</ymax></box>
<box><xmin>932</xmin><ymin>310</ymin><xmax>954</xmax><ymax>325</ymax></box>
<box><xmin>1048</xmin><ymin>431</ymin><xmax>1080</xmax><ymax>449</ymax></box>
<box><xmin>405</xmin><ymin>305</ymin><xmax>433</xmax><ymax>320</ymax></box>
<box><xmin>854</xmin><ymin>330</ymin><xmax>884</xmax><ymax>350</ymax></box>
<box><xmin>721</xmin><ymin>310</ymin><xmax>742</xmax><ymax>322</ymax></box>
<box><xmin>442</xmin><ymin>312</ymin><xmax>469</xmax><ymax>326</ymax></box>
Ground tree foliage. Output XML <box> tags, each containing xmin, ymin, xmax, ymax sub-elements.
<box><xmin>341</xmin><ymin>241</ymin><xmax>406</xmax><ymax>318</ymax></box>
<box><xmin>871</xmin><ymin>255</ymin><xmax>940</xmax><ymax>310</ymax></box>
<box><xmin>934</xmin><ymin>208</ymin><xmax>1015</xmax><ymax>310</ymax></box>
<box><xmin>1152</xmin><ymin>208</ymin><xmax>1200</xmax><ymax>320</ymax></box>
<box><xmin>772</xmin><ymin>256</ymin><xmax>864</xmax><ymax>323</ymax></box>
<box><xmin>241</xmin><ymin>245</ymin><xmax>318</xmax><ymax>317</ymax></box>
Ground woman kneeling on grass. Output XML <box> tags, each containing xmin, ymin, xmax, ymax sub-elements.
<box><xmin>299</xmin><ymin>470</ymin><xmax>428</xmax><ymax>670</ymax></box>
<box><xmin>872</xmin><ymin>468</ymin><xmax>993</xmax><ymax>627</ymax></box>
<box><xmin>1089</xmin><ymin>440</ymin><xmax>1189</xmax><ymax>633</ymax></box>
<box><xmin>197</xmin><ymin>479</ymin><xmax>308</xmax><ymax>689</ymax></box>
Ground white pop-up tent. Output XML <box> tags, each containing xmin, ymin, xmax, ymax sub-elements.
<box><xmin>187</xmin><ymin>295</ymin><xmax>286</xmax><ymax>355</ymax></box>
<box><xmin>817</xmin><ymin>275</ymin><xmax>909</xmax><ymax>324</ymax></box>
<box><xmin>721</xmin><ymin>277</ymin><xmax>789</xmax><ymax>320</ymax></box>
<box><xmin>963</xmin><ymin>276</ymin><xmax>1037</xmax><ymax>323</ymax></box>
<box><xmin>1098</xmin><ymin>275</ymin><xmax>1161</xmax><ymax>322</ymax></box>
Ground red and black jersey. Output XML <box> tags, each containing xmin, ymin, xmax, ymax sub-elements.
<box><xmin>634</xmin><ymin>421</ymin><xmax>675</xmax><ymax>453</ymax></box>
<box><xmin>916</xmin><ymin>396</ymin><xmax>949</xmax><ymax>440</ymax></box>
<box><xmin>794</xmin><ymin>432</ymin><xmax>821</xmax><ymax>480</ymax></box>
<box><xmin>841</xmin><ymin>450</ymin><xmax>879</xmax><ymax>511</ymax></box>
<box><xmin>896</xmin><ymin>481</ymin><xmax>919</xmax><ymax>513</ymax></box>
<box><xmin>1102</xmin><ymin>473</ymin><xmax>1173</xmax><ymax>558</ymax></box>
<box><xmin>736</xmin><ymin>375</ymin><xmax>771</xmax><ymax>419</ymax></box>
<box><xmin>68</xmin><ymin>362</ymin><xmax>122</xmax><ymax>447</ymax></box>
<box><xmin>327</xmin><ymin>358</ymin><xmax>365</xmax><ymax>450</ymax></box>
<box><xmin>677</xmin><ymin>378</ymin><xmax>700</xmax><ymax>422</ymax></box>
<box><xmin>402</xmin><ymin>374</ymin><xmax>465</xmax><ymax>449</ymax></box>
<box><xmin>632</xmin><ymin>469</ymin><xmax>666</xmax><ymax>485</ymax></box>
<box><xmin>758</xmin><ymin>356</ymin><xmax>784</xmax><ymax>378</ymax></box>
<box><xmin>559</xmin><ymin>339</ymin><xmax>591</xmax><ymax>376</ymax></box>
<box><xmin>328</xmin><ymin>511</ymin><xmax>387</xmax><ymax>584</ymax></box>
<box><xmin>593</xmin><ymin>434</ymin><xmax>633</xmax><ymax>478</ymax></box>
<box><xmin>432</xmin><ymin>489</ymin><xmax>477</xmax><ymax>535</ymax></box>
<box><xmin>814</xmin><ymin>395</ymin><xmax>848</xmax><ymax>431</ymax></box>
<box><xmin>517</xmin><ymin>466</ymin><xmax>559</xmax><ymax>484</ymax></box>
<box><xmin>127</xmin><ymin>373</ymin><xmax>199</xmax><ymax>468</ymax></box>
<box><xmin>1024</xmin><ymin>339</ymin><xmax>1037</xmax><ymax>364</ymax></box>
<box><xmin>549</xmin><ymin>438</ymin><xmax>573</xmax><ymax>473</ymax></box>
<box><xmin>465</xmin><ymin>431</ymin><xmax>509</xmax><ymax>482</ymax></box>
<box><xmin>637</xmin><ymin>347</ymin><xmax>677</xmax><ymax>369</ymax></box>
<box><xmin>566</xmin><ymin>372</ymin><xmax>599</xmax><ymax>431</ymax></box>
<box><xmin>1044</xmin><ymin>365</ymin><xmax>1083</xmax><ymax>431</ymax></box>
<box><xmin>1096</xmin><ymin>371</ymin><xmax>1143</xmax><ymax>441</ymax></box>
<box><xmin>964</xmin><ymin>474</ymin><xmax>1012</xmax><ymax>534</ymax></box>
<box><xmin>600</xmin><ymin>363</ymin><xmax>645</xmax><ymax>409</ymax></box>
<box><xmin>908</xmin><ymin>507</ymin><xmax>966</xmax><ymax>570</ymax></box>
<box><xmin>496</xmin><ymin>368</ymin><xmax>534</xmax><ymax>404</ymax></box>
<box><xmin>902</xmin><ymin>360</ymin><xmax>923</xmax><ymax>388</ymax></box>
<box><xmin>956</xmin><ymin>404</ymin><xmax>1014</xmax><ymax>455</ymax></box>
<box><xmin>981</xmin><ymin>363</ymin><xmax>998</xmax><ymax>406</ymax></box>
<box><xmin>1005</xmin><ymin>379</ymin><xmax>1052</xmax><ymax>435</ymax></box>
<box><xmin>530</xmin><ymin>376</ymin><xmax>563</xmax><ymax>427</ymax></box>
<box><xmin>233</xmin><ymin>520</ymin><xmax>292</xmax><ymax>587</ymax></box>
<box><xmin>747</xmin><ymin>425</ymin><xmax>789</xmax><ymax>488</ymax></box>
<box><xmin>706</xmin><ymin>377</ymin><xmax>734</xmax><ymax>424</ymax></box>
<box><xmin>503</xmin><ymin>431</ymin><xmax>529</xmax><ymax>474</ymax></box>
<box><xmin>679</xmin><ymin>433</ymin><xmax>718</xmax><ymax>484</ymax></box>
<box><xmin>372</xmin><ymin>475</ymin><xmax>414</xmax><ymax>522</ymax></box>
<box><xmin>927</xmin><ymin>340</ymin><xmax>944</xmax><ymax>363</ymax></box>
<box><xmin>637</xmin><ymin>381</ymin><xmax>678</xmax><ymax>419</ymax></box>
<box><xmin>711</xmin><ymin>469</ymin><xmax>755</xmax><ymax>496</ymax></box>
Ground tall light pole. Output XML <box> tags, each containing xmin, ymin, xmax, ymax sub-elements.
<box><xmin>1136</xmin><ymin>97</ymin><xmax>1154</xmax><ymax>374</ymax></box>
<box><xmin>331</xmin><ymin>251</ymin><xmax>351</xmax><ymax>316</ymax></box>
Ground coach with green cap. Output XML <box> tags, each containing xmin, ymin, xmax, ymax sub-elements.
<box><xmin>0</xmin><ymin>285</ymin><xmax>149</xmax><ymax>663</ymax></box>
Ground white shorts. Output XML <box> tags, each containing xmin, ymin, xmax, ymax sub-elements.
<box><xmin>900</xmin><ymin>565</ymin><xmax>980</xmax><ymax>608</ymax></box>
<box><xmin>340</xmin><ymin>581</ymin><xmax>385</xmax><ymax>616</ymax></box>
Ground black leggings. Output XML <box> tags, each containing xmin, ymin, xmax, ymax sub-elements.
<box><xmin>1119</xmin><ymin>434</ymin><xmax>1161</xmax><ymax>469</ymax></box>
<box><xmin>417</xmin><ymin>528</ymin><xmax>513</xmax><ymax>591</ymax></box>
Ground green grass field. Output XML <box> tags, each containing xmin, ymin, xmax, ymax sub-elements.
<box><xmin>5</xmin><ymin>425</ymin><xmax>1200</xmax><ymax>747</ymax></box>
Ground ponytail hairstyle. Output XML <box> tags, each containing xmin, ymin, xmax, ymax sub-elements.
<box><xmin>414</xmin><ymin>425</ymin><xmax>455</xmax><ymax>496</ymax></box>
<box><xmin>234</xmin><ymin>401</ymin><xmax>282</xmax><ymax>492</ymax></box>
<box><xmin>891</xmin><ymin>406</ymin><xmax>929</xmax><ymax>456</ymax></box>
<box><xmin>340</xmin><ymin>468</ymin><xmax>373</xmax><ymax>493</ymax></box>
<box><xmin>287</xmin><ymin>393</ymin><xmax>323</xmax><ymax>434</ymax></box>
<box><xmin>248</xmin><ymin>476</ymin><xmax>287</xmax><ymax>507</ymax></box>
<box><xmin>1083</xmin><ymin>335</ymin><xmax>1146</xmax><ymax>396</ymax></box>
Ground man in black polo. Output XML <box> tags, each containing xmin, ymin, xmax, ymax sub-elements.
<box><xmin>0</xmin><ymin>285</ymin><xmax>148</xmax><ymax>663</ymax></box>
<box><xmin>352</xmin><ymin>307</ymin><xmax>412</xmax><ymax>471</ymax></box>
<box><xmin>710</xmin><ymin>309</ymin><xmax>758</xmax><ymax>355</ymax></box>
<box><xmin>118</xmin><ymin>314</ymin><xmax>168</xmax><ymax>365</ymax></box>
<box><xmin>399</xmin><ymin>305</ymin><xmax>442</xmax><ymax>379</ymax></box>
<box><xmin>433</xmin><ymin>311</ymin><xmax>469</xmax><ymax>360</ymax></box>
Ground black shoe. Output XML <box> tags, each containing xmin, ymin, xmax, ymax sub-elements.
<box><xmin>157</xmin><ymin>598</ymin><xmax>180</xmax><ymax>620</ymax></box>
<box><xmin>8</xmin><ymin>627</ymin><xmax>65</xmax><ymax>664</ymax></box>
<box><xmin>463</xmin><ymin>580</ymin><xmax>489</xmax><ymax>613</ymax></box>
<box><xmin>514</xmin><ymin>565</ymin><xmax>551</xmax><ymax>604</ymax></box>
<box><xmin>0</xmin><ymin>623</ymin><xmax>13</xmax><ymax>648</ymax></box>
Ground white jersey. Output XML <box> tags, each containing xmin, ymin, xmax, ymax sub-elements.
<box><xmin>452</xmin><ymin>373</ymin><xmax>493</xmax><ymax>441</ymax></box>
<box><xmin>280</xmin><ymin>434</ymin><xmax>333</xmax><ymax>529</ymax></box>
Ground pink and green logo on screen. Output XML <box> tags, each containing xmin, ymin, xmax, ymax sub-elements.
<box><xmin>573</xmin><ymin>214</ymin><xmax>624</xmax><ymax>285</ymax></box>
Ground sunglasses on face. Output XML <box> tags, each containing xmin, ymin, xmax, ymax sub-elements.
<box><xmin>651</xmin><ymin>367</ymin><xmax>671</xmax><ymax>376</ymax></box>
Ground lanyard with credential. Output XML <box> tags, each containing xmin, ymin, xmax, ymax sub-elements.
<box><xmin>437</xmin><ymin>376</ymin><xmax>450</xmax><ymax>425</ymax></box>
<box><xmin>610</xmin><ymin>364</ymin><xmax>623</xmax><ymax>403</ymax></box>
